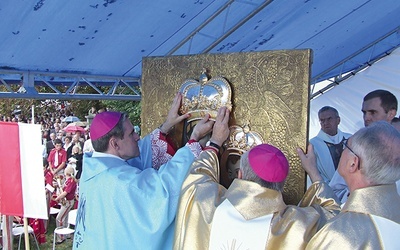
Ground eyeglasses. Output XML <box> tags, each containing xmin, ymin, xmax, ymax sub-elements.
<box><xmin>343</xmin><ymin>139</ymin><xmax>358</xmax><ymax>157</ymax></box>
<box><xmin>343</xmin><ymin>138</ymin><xmax>360</xmax><ymax>170</ymax></box>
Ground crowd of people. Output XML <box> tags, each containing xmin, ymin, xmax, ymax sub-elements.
<box><xmin>42</xmin><ymin>109</ymin><xmax>98</xmax><ymax>245</ymax></box>
<box><xmin>1</xmin><ymin>107</ymin><xmax>95</xmax><ymax>248</ymax></box>
<box><xmin>2</xmin><ymin>89</ymin><xmax>400</xmax><ymax>249</ymax></box>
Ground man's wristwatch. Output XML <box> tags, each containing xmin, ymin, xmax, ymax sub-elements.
<box><xmin>206</xmin><ymin>140</ymin><xmax>221</xmax><ymax>150</ymax></box>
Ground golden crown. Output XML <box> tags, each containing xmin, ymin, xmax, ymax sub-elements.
<box><xmin>179</xmin><ymin>69</ymin><xmax>232</xmax><ymax>122</ymax></box>
<box><xmin>224</xmin><ymin>124</ymin><xmax>264</xmax><ymax>156</ymax></box>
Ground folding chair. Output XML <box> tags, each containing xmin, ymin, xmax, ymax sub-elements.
<box><xmin>52</xmin><ymin>209</ymin><xmax>77</xmax><ymax>250</ymax></box>
<box><xmin>12</xmin><ymin>224</ymin><xmax>40</xmax><ymax>250</ymax></box>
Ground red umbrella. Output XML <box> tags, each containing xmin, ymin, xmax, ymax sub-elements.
<box><xmin>63</xmin><ymin>124</ymin><xmax>86</xmax><ymax>133</ymax></box>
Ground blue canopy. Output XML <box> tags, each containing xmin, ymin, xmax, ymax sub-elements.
<box><xmin>0</xmin><ymin>0</ymin><xmax>399</xmax><ymax>85</ymax></box>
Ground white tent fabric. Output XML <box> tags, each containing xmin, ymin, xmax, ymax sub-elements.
<box><xmin>309</xmin><ymin>47</ymin><xmax>400</xmax><ymax>138</ymax></box>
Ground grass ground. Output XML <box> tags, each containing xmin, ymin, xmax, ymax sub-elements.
<box><xmin>13</xmin><ymin>215</ymin><xmax>73</xmax><ymax>250</ymax></box>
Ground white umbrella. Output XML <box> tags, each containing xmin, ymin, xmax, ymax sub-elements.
<box><xmin>67</xmin><ymin>121</ymin><xmax>87</xmax><ymax>127</ymax></box>
<box><xmin>62</xmin><ymin>116</ymin><xmax>80</xmax><ymax>123</ymax></box>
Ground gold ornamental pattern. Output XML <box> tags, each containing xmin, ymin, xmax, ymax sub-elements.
<box><xmin>141</xmin><ymin>50</ymin><xmax>311</xmax><ymax>205</ymax></box>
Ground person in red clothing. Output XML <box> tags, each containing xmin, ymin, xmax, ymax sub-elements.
<box><xmin>47</xmin><ymin>139</ymin><xmax>67</xmax><ymax>177</ymax></box>
<box><xmin>29</xmin><ymin>218</ymin><xmax>46</xmax><ymax>244</ymax></box>
<box><xmin>53</xmin><ymin>166</ymin><xmax>77</xmax><ymax>244</ymax></box>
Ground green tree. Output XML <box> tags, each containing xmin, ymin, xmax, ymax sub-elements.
<box><xmin>101</xmin><ymin>100</ymin><xmax>141</xmax><ymax>127</ymax></box>
<box><xmin>68</xmin><ymin>100</ymin><xmax>102</xmax><ymax>121</ymax></box>
<box><xmin>0</xmin><ymin>84</ymin><xmax>142</xmax><ymax>125</ymax></box>
<box><xmin>0</xmin><ymin>99</ymin><xmax>46</xmax><ymax>122</ymax></box>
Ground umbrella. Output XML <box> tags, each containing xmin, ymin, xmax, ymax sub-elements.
<box><xmin>63</xmin><ymin>123</ymin><xmax>86</xmax><ymax>133</ymax></box>
<box><xmin>67</xmin><ymin>121</ymin><xmax>87</xmax><ymax>127</ymax></box>
<box><xmin>62</xmin><ymin>116</ymin><xmax>80</xmax><ymax>123</ymax></box>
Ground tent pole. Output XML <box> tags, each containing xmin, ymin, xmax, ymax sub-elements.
<box><xmin>23</xmin><ymin>217</ymin><xmax>30</xmax><ymax>250</ymax></box>
<box><xmin>31</xmin><ymin>105</ymin><xmax>34</xmax><ymax>124</ymax></box>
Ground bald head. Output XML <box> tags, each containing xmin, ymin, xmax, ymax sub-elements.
<box><xmin>351</xmin><ymin>121</ymin><xmax>400</xmax><ymax>185</ymax></box>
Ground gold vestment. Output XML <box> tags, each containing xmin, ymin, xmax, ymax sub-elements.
<box><xmin>306</xmin><ymin>184</ymin><xmax>400</xmax><ymax>249</ymax></box>
<box><xmin>173</xmin><ymin>150</ymin><xmax>340</xmax><ymax>250</ymax></box>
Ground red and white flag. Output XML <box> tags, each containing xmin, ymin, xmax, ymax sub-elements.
<box><xmin>0</xmin><ymin>122</ymin><xmax>47</xmax><ymax>219</ymax></box>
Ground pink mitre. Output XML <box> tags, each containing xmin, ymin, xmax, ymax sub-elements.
<box><xmin>248</xmin><ymin>144</ymin><xmax>289</xmax><ymax>182</ymax></box>
<box><xmin>90</xmin><ymin>111</ymin><xmax>122</xmax><ymax>141</ymax></box>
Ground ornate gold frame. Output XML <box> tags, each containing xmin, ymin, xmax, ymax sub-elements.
<box><xmin>141</xmin><ymin>50</ymin><xmax>311</xmax><ymax>204</ymax></box>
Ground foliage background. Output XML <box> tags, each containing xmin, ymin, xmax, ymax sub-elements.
<box><xmin>0</xmin><ymin>98</ymin><xmax>141</xmax><ymax>127</ymax></box>
<box><xmin>0</xmin><ymin>84</ymin><xmax>141</xmax><ymax>127</ymax></box>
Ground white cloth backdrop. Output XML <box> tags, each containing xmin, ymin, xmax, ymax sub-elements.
<box><xmin>309</xmin><ymin>47</ymin><xmax>400</xmax><ymax>138</ymax></box>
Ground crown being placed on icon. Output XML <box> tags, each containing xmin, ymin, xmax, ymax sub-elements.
<box><xmin>179</xmin><ymin>69</ymin><xmax>232</xmax><ymax>122</ymax></box>
<box><xmin>225</xmin><ymin>124</ymin><xmax>264</xmax><ymax>156</ymax></box>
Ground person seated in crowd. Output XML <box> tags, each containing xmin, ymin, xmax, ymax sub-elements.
<box><xmin>174</xmin><ymin>107</ymin><xmax>340</xmax><ymax>249</ymax></box>
<box><xmin>73</xmin><ymin>93</ymin><xmax>213</xmax><ymax>250</ymax></box>
<box><xmin>53</xmin><ymin>166</ymin><xmax>77</xmax><ymax>245</ymax></box>
<box><xmin>306</xmin><ymin>121</ymin><xmax>400</xmax><ymax>248</ymax></box>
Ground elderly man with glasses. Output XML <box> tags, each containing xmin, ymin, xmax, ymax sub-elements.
<box><xmin>330</xmin><ymin>89</ymin><xmax>399</xmax><ymax>201</ymax></box>
<box><xmin>303</xmin><ymin>121</ymin><xmax>400</xmax><ymax>248</ymax></box>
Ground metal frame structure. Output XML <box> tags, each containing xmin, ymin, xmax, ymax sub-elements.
<box><xmin>310</xmin><ymin>27</ymin><xmax>400</xmax><ymax>99</ymax></box>
<box><xmin>0</xmin><ymin>1</ymin><xmax>398</xmax><ymax>101</ymax></box>
<box><xmin>0</xmin><ymin>70</ymin><xmax>141</xmax><ymax>101</ymax></box>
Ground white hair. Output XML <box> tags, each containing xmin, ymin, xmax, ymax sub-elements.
<box><xmin>351</xmin><ymin>121</ymin><xmax>400</xmax><ymax>184</ymax></box>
